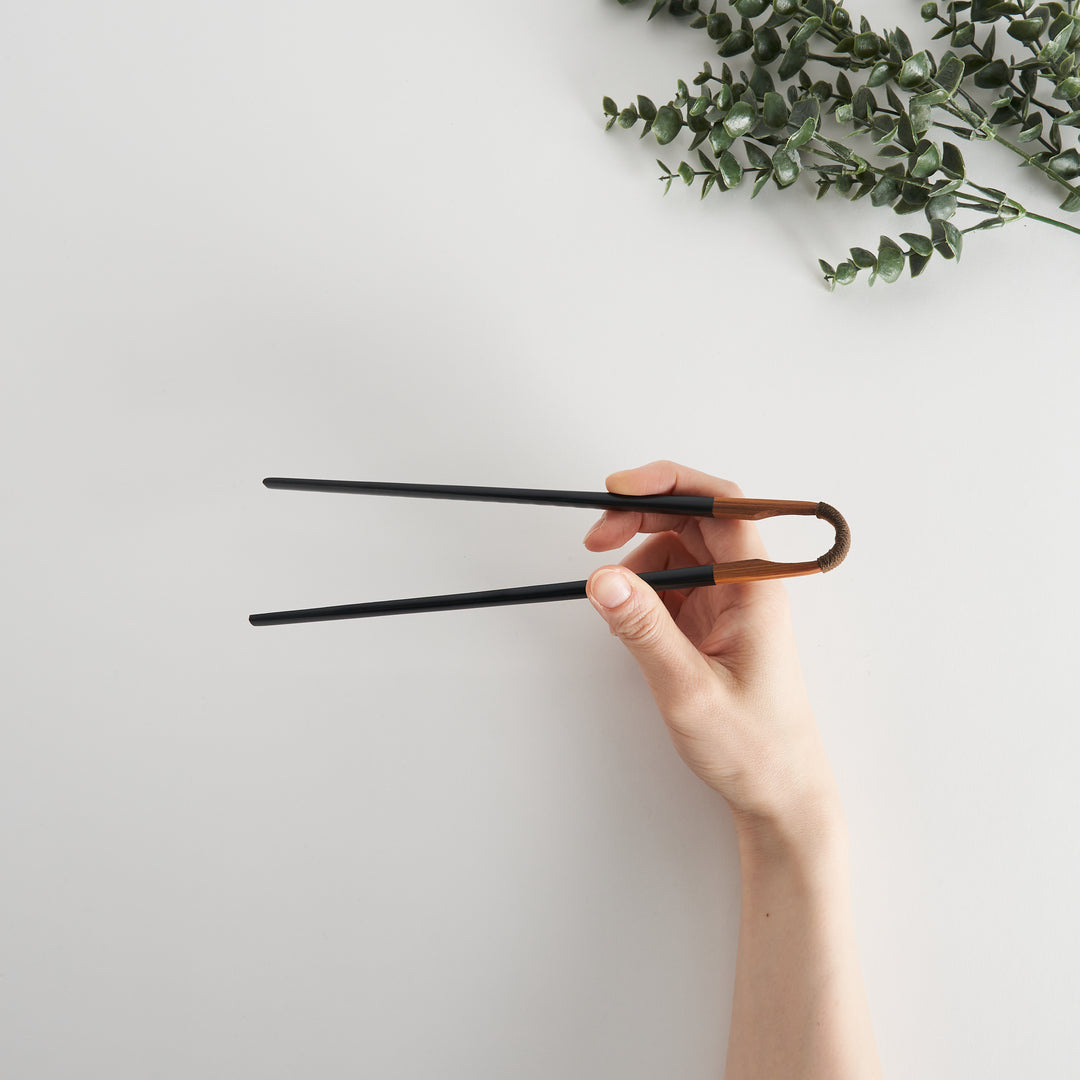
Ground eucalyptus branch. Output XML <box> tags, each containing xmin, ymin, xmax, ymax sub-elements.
<box><xmin>606</xmin><ymin>0</ymin><xmax>1080</xmax><ymax>286</ymax></box>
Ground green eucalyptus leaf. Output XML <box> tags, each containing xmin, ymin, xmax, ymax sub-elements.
<box><xmin>937</xmin><ymin>56</ymin><xmax>965</xmax><ymax>96</ymax></box>
<box><xmin>975</xmin><ymin>60</ymin><xmax>1011</xmax><ymax>88</ymax></box>
<box><xmin>867</xmin><ymin>61</ymin><xmax>894</xmax><ymax>88</ymax></box>
<box><xmin>724</xmin><ymin>100</ymin><xmax>757</xmax><ymax>137</ymax></box>
<box><xmin>777</xmin><ymin>43</ymin><xmax>809</xmax><ymax>80</ymax></box>
<box><xmin>709</xmin><ymin>124</ymin><xmax>735</xmax><ymax>154</ymax></box>
<box><xmin>1008</xmin><ymin>17</ymin><xmax>1045</xmax><ymax>42</ymax></box>
<box><xmin>853</xmin><ymin>32</ymin><xmax>879</xmax><ymax>59</ymax></box>
<box><xmin>1059</xmin><ymin>191</ymin><xmax>1080</xmax><ymax>212</ymax></box>
<box><xmin>951</xmin><ymin>23</ymin><xmax>975</xmax><ymax>47</ymax></box>
<box><xmin>877</xmin><ymin>236</ymin><xmax>906</xmax><ymax>282</ymax></box>
<box><xmin>910</xmin><ymin>103</ymin><xmax>933</xmax><ymax>135</ymax></box>
<box><xmin>719</xmin><ymin>29</ymin><xmax>754</xmax><ymax>57</ymax></box>
<box><xmin>637</xmin><ymin>96</ymin><xmax>657</xmax><ymax>123</ymax></box>
<box><xmin>787</xmin><ymin>115</ymin><xmax>818</xmax><ymax>149</ymax></box>
<box><xmin>653</xmin><ymin>105</ymin><xmax>684</xmax><ymax>145</ymax></box>
<box><xmin>1018</xmin><ymin>116</ymin><xmax>1043</xmax><ymax>142</ymax></box>
<box><xmin>719</xmin><ymin>150</ymin><xmax>743</xmax><ymax>187</ymax></box>
<box><xmin>791</xmin><ymin>16</ymin><xmax>823</xmax><ymax>48</ymax></box>
<box><xmin>734</xmin><ymin>0</ymin><xmax>770</xmax><ymax>16</ymax></box>
<box><xmin>1048</xmin><ymin>149</ymin><xmax>1080</xmax><ymax>179</ymax></box>
<box><xmin>908</xmin><ymin>250</ymin><xmax>931</xmax><ymax>277</ymax></box>
<box><xmin>771</xmin><ymin>147</ymin><xmax>800</xmax><ymax>186</ymax></box>
<box><xmin>849</xmin><ymin>246</ymin><xmax>877</xmax><ymax>268</ymax></box>
<box><xmin>618</xmin><ymin>108</ymin><xmax>639</xmax><ymax>129</ymax></box>
<box><xmin>898</xmin><ymin>51</ymin><xmax>932</xmax><ymax>89</ymax></box>
<box><xmin>753</xmin><ymin>26</ymin><xmax>782</xmax><ymax>64</ymax></box>
<box><xmin>911</xmin><ymin>140</ymin><xmax>941</xmax><ymax>178</ymax></box>
<box><xmin>870</xmin><ymin>175</ymin><xmax>902</xmax><ymax>206</ymax></box>
<box><xmin>834</xmin><ymin>261</ymin><xmax>858</xmax><ymax>285</ymax></box>
<box><xmin>1055</xmin><ymin>77</ymin><xmax>1080</xmax><ymax>101</ymax></box>
<box><xmin>941</xmin><ymin>142</ymin><xmax>966</xmax><ymax>177</ymax></box>
<box><xmin>745</xmin><ymin>141</ymin><xmax>771</xmax><ymax>170</ymax></box>
<box><xmin>926</xmin><ymin>193</ymin><xmax>957</xmax><ymax>220</ymax></box>
<box><xmin>749</xmin><ymin>65</ymin><xmax>776</xmax><ymax>100</ymax></box>
<box><xmin>900</xmin><ymin>232</ymin><xmax>934</xmax><ymax>256</ymax></box>
<box><xmin>707</xmin><ymin>11</ymin><xmax>733</xmax><ymax>39</ymax></box>
<box><xmin>678</xmin><ymin>161</ymin><xmax>695</xmax><ymax>185</ymax></box>
<box><xmin>931</xmin><ymin>218</ymin><xmax>963</xmax><ymax>259</ymax></box>
<box><xmin>603</xmin><ymin>96</ymin><xmax>619</xmax><ymax>117</ymax></box>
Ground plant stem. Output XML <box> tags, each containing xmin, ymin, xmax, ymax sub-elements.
<box><xmin>941</xmin><ymin>100</ymin><xmax>1080</xmax><ymax>199</ymax></box>
<box><xmin>1024</xmin><ymin>210</ymin><xmax>1080</xmax><ymax>236</ymax></box>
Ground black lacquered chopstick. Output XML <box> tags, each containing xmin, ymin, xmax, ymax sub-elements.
<box><xmin>249</xmin><ymin>565</ymin><xmax>717</xmax><ymax>626</ymax></box>
<box><xmin>262</xmin><ymin>477</ymin><xmax>719</xmax><ymax>517</ymax></box>
<box><xmin>249</xmin><ymin>478</ymin><xmax>851</xmax><ymax>627</ymax></box>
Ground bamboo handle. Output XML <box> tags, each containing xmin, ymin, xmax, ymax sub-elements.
<box><xmin>708</xmin><ymin>501</ymin><xmax>850</xmax><ymax>584</ymax></box>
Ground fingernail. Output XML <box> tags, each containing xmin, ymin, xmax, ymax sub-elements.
<box><xmin>590</xmin><ymin>569</ymin><xmax>632</xmax><ymax>609</ymax></box>
<box><xmin>583</xmin><ymin>514</ymin><xmax>605</xmax><ymax>545</ymax></box>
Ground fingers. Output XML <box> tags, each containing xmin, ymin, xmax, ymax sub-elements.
<box><xmin>621</xmin><ymin>532</ymin><xmax>697</xmax><ymax>621</ymax></box>
<box><xmin>585</xmin><ymin>565</ymin><xmax>715</xmax><ymax>717</ymax></box>
<box><xmin>605</xmin><ymin>459</ymin><xmax>743</xmax><ymax>500</ymax></box>
<box><xmin>583</xmin><ymin>460</ymin><xmax>769</xmax><ymax>565</ymax></box>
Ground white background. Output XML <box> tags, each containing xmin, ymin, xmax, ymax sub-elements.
<box><xmin>3</xmin><ymin>1</ymin><xmax>1078</xmax><ymax>1076</ymax></box>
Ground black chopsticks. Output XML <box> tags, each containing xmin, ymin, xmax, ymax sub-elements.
<box><xmin>249</xmin><ymin>478</ymin><xmax>850</xmax><ymax>626</ymax></box>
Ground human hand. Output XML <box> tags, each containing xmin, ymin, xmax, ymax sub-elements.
<box><xmin>584</xmin><ymin>461</ymin><xmax>843</xmax><ymax>846</ymax></box>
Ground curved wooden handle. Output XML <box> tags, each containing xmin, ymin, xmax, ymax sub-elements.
<box><xmin>708</xmin><ymin>501</ymin><xmax>851</xmax><ymax>584</ymax></box>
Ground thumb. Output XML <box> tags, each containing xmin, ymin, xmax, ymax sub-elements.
<box><xmin>586</xmin><ymin>566</ymin><xmax>713</xmax><ymax>717</ymax></box>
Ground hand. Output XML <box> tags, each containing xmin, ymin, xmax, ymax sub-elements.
<box><xmin>584</xmin><ymin>461</ymin><xmax>843</xmax><ymax>845</ymax></box>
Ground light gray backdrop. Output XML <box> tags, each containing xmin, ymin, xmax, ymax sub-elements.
<box><xmin>3</xmin><ymin>1</ymin><xmax>1078</xmax><ymax>1077</ymax></box>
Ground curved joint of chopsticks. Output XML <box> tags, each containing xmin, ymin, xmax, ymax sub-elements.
<box><xmin>815</xmin><ymin>502</ymin><xmax>850</xmax><ymax>574</ymax></box>
<box><xmin>707</xmin><ymin>498</ymin><xmax>851</xmax><ymax>585</ymax></box>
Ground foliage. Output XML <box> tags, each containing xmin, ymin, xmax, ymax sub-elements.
<box><xmin>606</xmin><ymin>0</ymin><xmax>1080</xmax><ymax>286</ymax></box>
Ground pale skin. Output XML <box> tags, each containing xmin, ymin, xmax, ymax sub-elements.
<box><xmin>582</xmin><ymin>460</ymin><xmax>882</xmax><ymax>1080</ymax></box>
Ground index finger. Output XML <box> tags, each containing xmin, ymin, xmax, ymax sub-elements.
<box><xmin>583</xmin><ymin>459</ymin><xmax>770</xmax><ymax>565</ymax></box>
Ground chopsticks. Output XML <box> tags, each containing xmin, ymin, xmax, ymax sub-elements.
<box><xmin>249</xmin><ymin>479</ymin><xmax>850</xmax><ymax>626</ymax></box>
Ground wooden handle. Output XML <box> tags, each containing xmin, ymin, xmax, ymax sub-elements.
<box><xmin>709</xmin><ymin>501</ymin><xmax>850</xmax><ymax>584</ymax></box>
<box><xmin>711</xmin><ymin>498</ymin><xmax>820</xmax><ymax>520</ymax></box>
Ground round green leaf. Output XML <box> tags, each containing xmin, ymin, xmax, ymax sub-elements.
<box><xmin>1055</xmin><ymin>77</ymin><xmax>1080</xmax><ymax>101</ymax></box>
<box><xmin>787</xmin><ymin>115</ymin><xmax>818</xmax><ymax>149</ymax></box>
<box><xmin>876</xmin><ymin>237</ymin><xmax>905</xmax><ymax>282</ymax></box>
<box><xmin>723</xmin><ymin>101</ymin><xmax>757</xmax><ymax>137</ymax></box>
<box><xmin>763</xmin><ymin>92</ymin><xmax>789</xmax><ymax>129</ymax></box>
<box><xmin>1048</xmin><ymin>149</ymin><xmax>1080</xmax><ymax>179</ymax></box>
<box><xmin>1008</xmin><ymin>17</ymin><xmax>1046</xmax><ymax>42</ymax></box>
<box><xmin>898</xmin><ymin>52</ymin><xmax>931</xmax><ymax>89</ymax></box>
<box><xmin>752</xmin><ymin>26</ymin><xmax>782</xmax><ymax>64</ymax></box>
<box><xmin>719</xmin><ymin>150</ymin><xmax>743</xmax><ymax>188</ymax></box>
<box><xmin>777</xmin><ymin>43</ymin><xmax>808</xmax><ymax>81</ymax></box>
<box><xmin>900</xmin><ymin>232</ymin><xmax>934</xmax><ymax>256</ymax></box>
<box><xmin>974</xmin><ymin>60</ymin><xmax>1011</xmax><ymax>88</ymax></box>
<box><xmin>709</xmin><ymin>123</ymin><xmax>735</xmax><ymax>155</ymax></box>
<box><xmin>653</xmin><ymin>105</ymin><xmax>684</xmax><ymax>145</ymax></box>
<box><xmin>834</xmin><ymin>261</ymin><xmax>858</xmax><ymax>285</ymax></box>
<box><xmin>771</xmin><ymin>147</ymin><xmax>800</xmax><ymax>186</ymax></box>
<box><xmin>910</xmin><ymin>140</ymin><xmax>941</xmax><ymax>178</ymax></box>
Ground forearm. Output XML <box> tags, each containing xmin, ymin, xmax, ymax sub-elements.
<box><xmin>724</xmin><ymin>806</ymin><xmax>882</xmax><ymax>1080</ymax></box>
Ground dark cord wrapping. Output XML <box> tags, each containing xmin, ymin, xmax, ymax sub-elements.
<box><xmin>815</xmin><ymin>502</ymin><xmax>851</xmax><ymax>573</ymax></box>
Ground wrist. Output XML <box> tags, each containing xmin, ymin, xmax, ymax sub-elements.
<box><xmin>732</xmin><ymin>785</ymin><xmax>848</xmax><ymax>872</ymax></box>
